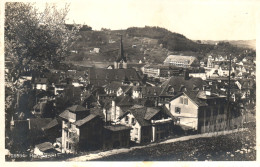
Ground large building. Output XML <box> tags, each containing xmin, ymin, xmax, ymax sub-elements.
<box><xmin>163</xmin><ymin>55</ymin><xmax>199</xmax><ymax>68</ymax></box>
<box><xmin>142</xmin><ymin>64</ymin><xmax>183</xmax><ymax>78</ymax></box>
<box><xmin>88</xmin><ymin>68</ymin><xmax>143</xmax><ymax>86</ymax></box>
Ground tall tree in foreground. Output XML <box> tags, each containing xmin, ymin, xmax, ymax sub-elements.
<box><xmin>5</xmin><ymin>2</ymin><xmax>79</xmax><ymax>128</ymax></box>
<box><xmin>5</xmin><ymin>2</ymin><xmax>79</xmax><ymax>82</ymax></box>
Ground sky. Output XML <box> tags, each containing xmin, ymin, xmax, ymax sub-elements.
<box><xmin>25</xmin><ymin>0</ymin><xmax>259</xmax><ymax>40</ymax></box>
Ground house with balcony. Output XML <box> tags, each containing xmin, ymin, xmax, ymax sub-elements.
<box><xmin>119</xmin><ymin>105</ymin><xmax>174</xmax><ymax>144</ymax></box>
<box><xmin>59</xmin><ymin>105</ymin><xmax>103</xmax><ymax>153</ymax></box>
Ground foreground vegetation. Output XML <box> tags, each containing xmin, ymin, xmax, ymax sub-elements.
<box><xmin>94</xmin><ymin>123</ymin><xmax>256</xmax><ymax>161</ymax></box>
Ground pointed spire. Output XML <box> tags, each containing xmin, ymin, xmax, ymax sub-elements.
<box><xmin>116</xmin><ymin>35</ymin><xmax>127</xmax><ymax>62</ymax></box>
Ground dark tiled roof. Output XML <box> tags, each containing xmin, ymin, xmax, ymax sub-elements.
<box><xmin>35</xmin><ymin>142</ymin><xmax>54</xmax><ymax>152</ymax></box>
<box><xmin>116</xmin><ymin>96</ymin><xmax>135</xmax><ymax>107</ymax></box>
<box><xmin>29</xmin><ymin>118</ymin><xmax>52</xmax><ymax>132</ymax></box>
<box><xmin>88</xmin><ymin>68</ymin><xmax>142</xmax><ymax>85</ymax></box>
<box><xmin>59</xmin><ymin>110</ymin><xmax>71</xmax><ymax>120</ymax></box>
<box><xmin>42</xmin><ymin>118</ymin><xmax>61</xmax><ymax>131</ymax></box>
<box><xmin>120</xmin><ymin>86</ymin><xmax>132</xmax><ymax>93</ymax></box>
<box><xmin>160</xmin><ymin>76</ymin><xmax>207</xmax><ymax>96</ymax></box>
<box><xmin>74</xmin><ymin>114</ymin><xmax>98</xmax><ymax>127</ymax></box>
<box><xmin>67</xmin><ymin>105</ymin><xmax>87</xmax><ymax>113</ymax></box>
<box><xmin>128</xmin><ymin>106</ymin><xmax>151</xmax><ymax>126</ymax></box>
<box><xmin>105</xmin><ymin>82</ymin><xmax>123</xmax><ymax>91</ymax></box>
<box><xmin>104</xmin><ymin>125</ymin><xmax>132</xmax><ymax>131</ymax></box>
<box><xmin>90</xmin><ymin>108</ymin><xmax>104</xmax><ymax>119</ymax></box>
<box><xmin>144</xmin><ymin>108</ymin><xmax>160</xmax><ymax>120</ymax></box>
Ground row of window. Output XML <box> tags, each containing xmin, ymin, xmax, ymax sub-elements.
<box><xmin>179</xmin><ymin>97</ymin><xmax>188</xmax><ymax>105</ymax></box>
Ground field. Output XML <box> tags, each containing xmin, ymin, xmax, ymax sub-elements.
<box><xmin>94</xmin><ymin>123</ymin><xmax>256</xmax><ymax>161</ymax></box>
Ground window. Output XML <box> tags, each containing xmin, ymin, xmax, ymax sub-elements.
<box><xmin>179</xmin><ymin>97</ymin><xmax>183</xmax><ymax>104</ymax></box>
<box><xmin>125</xmin><ymin>116</ymin><xmax>129</xmax><ymax>123</ymax></box>
<box><xmin>132</xmin><ymin>118</ymin><xmax>135</xmax><ymax>125</ymax></box>
<box><xmin>180</xmin><ymin>97</ymin><xmax>188</xmax><ymax>105</ymax></box>
<box><xmin>184</xmin><ymin>98</ymin><xmax>188</xmax><ymax>105</ymax></box>
<box><xmin>66</xmin><ymin>141</ymin><xmax>68</xmax><ymax>149</ymax></box>
<box><xmin>175</xmin><ymin>107</ymin><xmax>181</xmax><ymax>114</ymax></box>
<box><xmin>135</xmin><ymin>128</ymin><xmax>138</xmax><ymax>135</ymax></box>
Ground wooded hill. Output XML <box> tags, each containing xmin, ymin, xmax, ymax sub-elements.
<box><xmin>67</xmin><ymin>26</ymin><xmax>255</xmax><ymax>64</ymax></box>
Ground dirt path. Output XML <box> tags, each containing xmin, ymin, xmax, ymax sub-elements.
<box><xmin>66</xmin><ymin>128</ymin><xmax>247</xmax><ymax>161</ymax></box>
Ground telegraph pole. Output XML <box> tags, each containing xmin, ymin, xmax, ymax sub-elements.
<box><xmin>227</xmin><ymin>54</ymin><xmax>232</xmax><ymax>129</ymax></box>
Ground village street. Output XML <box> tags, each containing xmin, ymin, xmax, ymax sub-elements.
<box><xmin>66</xmin><ymin>128</ymin><xmax>247</xmax><ymax>161</ymax></box>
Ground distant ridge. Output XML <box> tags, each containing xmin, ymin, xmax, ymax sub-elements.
<box><xmin>200</xmin><ymin>39</ymin><xmax>255</xmax><ymax>50</ymax></box>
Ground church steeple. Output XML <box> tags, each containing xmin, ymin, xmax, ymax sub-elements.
<box><xmin>116</xmin><ymin>35</ymin><xmax>127</xmax><ymax>63</ymax></box>
<box><xmin>114</xmin><ymin>35</ymin><xmax>127</xmax><ymax>69</ymax></box>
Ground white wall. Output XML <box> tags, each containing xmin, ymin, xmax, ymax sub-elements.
<box><xmin>169</xmin><ymin>94</ymin><xmax>199</xmax><ymax>130</ymax></box>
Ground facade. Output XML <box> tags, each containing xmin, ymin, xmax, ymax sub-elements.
<box><xmin>59</xmin><ymin>105</ymin><xmax>103</xmax><ymax>153</ymax></box>
<box><xmin>103</xmin><ymin>125</ymin><xmax>131</xmax><ymax>149</ymax></box>
<box><xmin>167</xmin><ymin>90</ymin><xmax>241</xmax><ymax>133</ymax></box>
<box><xmin>164</xmin><ymin>55</ymin><xmax>199</xmax><ymax>68</ymax></box>
<box><xmin>143</xmin><ymin>64</ymin><xmax>183</xmax><ymax>78</ymax></box>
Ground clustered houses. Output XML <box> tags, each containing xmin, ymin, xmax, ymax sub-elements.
<box><xmin>8</xmin><ymin>35</ymin><xmax>255</xmax><ymax>156</ymax></box>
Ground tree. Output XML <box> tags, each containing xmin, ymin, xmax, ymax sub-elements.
<box><xmin>4</xmin><ymin>2</ymin><xmax>79</xmax><ymax>138</ymax></box>
<box><xmin>5</xmin><ymin>2</ymin><xmax>79</xmax><ymax>82</ymax></box>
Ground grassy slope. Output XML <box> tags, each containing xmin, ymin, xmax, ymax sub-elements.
<box><xmin>94</xmin><ymin>124</ymin><xmax>256</xmax><ymax>161</ymax></box>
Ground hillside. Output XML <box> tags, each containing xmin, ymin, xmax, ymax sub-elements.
<box><xmin>201</xmin><ymin>40</ymin><xmax>256</xmax><ymax>50</ymax></box>
<box><xmin>66</xmin><ymin>26</ymin><xmax>255</xmax><ymax>66</ymax></box>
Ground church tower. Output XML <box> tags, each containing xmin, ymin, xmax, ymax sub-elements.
<box><xmin>114</xmin><ymin>35</ymin><xmax>127</xmax><ymax>69</ymax></box>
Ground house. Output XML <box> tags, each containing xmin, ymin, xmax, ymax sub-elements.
<box><xmin>104</xmin><ymin>82</ymin><xmax>124</xmax><ymax>95</ymax></box>
<box><xmin>159</xmin><ymin>74</ymin><xmax>207</xmax><ymax>103</ymax></box>
<box><xmin>163</xmin><ymin>55</ymin><xmax>199</xmax><ymax>68</ymax></box>
<box><xmin>189</xmin><ymin>68</ymin><xmax>206</xmax><ymax>80</ymax></box>
<box><xmin>102</xmin><ymin>96</ymin><xmax>135</xmax><ymax>123</ymax></box>
<box><xmin>103</xmin><ymin>125</ymin><xmax>131</xmax><ymax>149</ymax></box>
<box><xmin>167</xmin><ymin>90</ymin><xmax>240</xmax><ymax>133</ymax></box>
<box><xmin>119</xmin><ymin>105</ymin><xmax>173</xmax><ymax>143</ymax></box>
<box><xmin>59</xmin><ymin>105</ymin><xmax>103</xmax><ymax>153</ymax></box>
<box><xmin>53</xmin><ymin>84</ymin><xmax>65</xmax><ymax>95</ymax></box>
<box><xmin>116</xmin><ymin>85</ymin><xmax>132</xmax><ymax>97</ymax></box>
<box><xmin>132</xmin><ymin>86</ymin><xmax>162</xmax><ymax>101</ymax></box>
<box><xmin>34</xmin><ymin>78</ymin><xmax>48</xmax><ymax>91</ymax></box>
<box><xmin>34</xmin><ymin>142</ymin><xmax>58</xmax><ymax>156</ymax></box>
